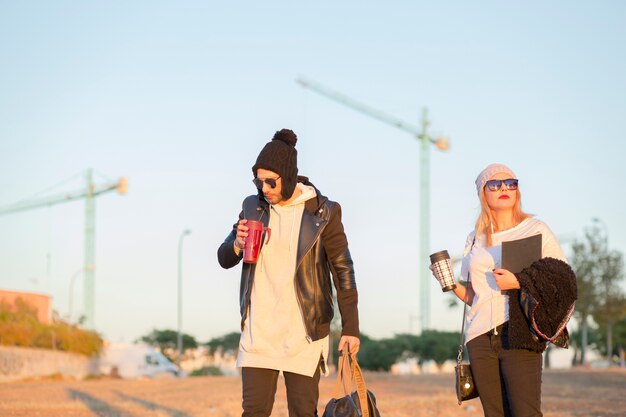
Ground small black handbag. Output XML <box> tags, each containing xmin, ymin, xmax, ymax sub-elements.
<box><xmin>322</xmin><ymin>350</ymin><xmax>381</xmax><ymax>417</ymax></box>
<box><xmin>455</xmin><ymin>357</ymin><xmax>478</xmax><ymax>404</ymax></box>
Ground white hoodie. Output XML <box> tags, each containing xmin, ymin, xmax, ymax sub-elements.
<box><xmin>236</xmin><ymin>183</ymin><xmax>329</xmax><ymax>377</ymax></box>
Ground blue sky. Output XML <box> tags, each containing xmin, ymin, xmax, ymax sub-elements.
<box><xmin>1</xmin><ymin>1</ymin><xmax>625</xmax><ymax>343</ymax></box>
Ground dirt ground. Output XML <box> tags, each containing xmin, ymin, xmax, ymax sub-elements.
<box><xmin>0</xmin><ymin>369</ymin><xmax>624</xmax><ymax>417</ymax></box>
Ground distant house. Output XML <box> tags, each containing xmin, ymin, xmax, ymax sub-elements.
<box><xmin>0</xmin><ymin>289</ymin><xmax>52</xmax><ymax>324</ymax></box>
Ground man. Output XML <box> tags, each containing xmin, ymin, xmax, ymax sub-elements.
<box><xmin>217</xmin><ymin>128</ymin><xmax>360</xmax><ymax>417</ymax></box>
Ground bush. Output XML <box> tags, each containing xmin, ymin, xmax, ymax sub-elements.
<box><xmin>190</xmin><ymin>366</ymin><xmax>223</xmax><ymax>376</ymax></box>
<box><xmin>0</xmin><ymin>299</ymin><xmax>103</xmax><ymax>356</ymax></box>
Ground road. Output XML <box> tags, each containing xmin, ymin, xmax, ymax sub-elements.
<box><xmin>0</xmin><ymin>369</ymin><xmax>624</xmax><ymax>417</ymax></box>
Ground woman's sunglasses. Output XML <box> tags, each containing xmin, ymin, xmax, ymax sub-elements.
<box><xmin>253</xmin><ymin>176</ymin><xmax>281</xmax><ymax>190</ymax></box>
<box><xmin>485</xmin><ymin>178</ymin><xmax>518</xmax><ymax>192</ymax></box>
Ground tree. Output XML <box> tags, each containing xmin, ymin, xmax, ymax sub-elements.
<box><xmin>392</xmin><ymin>333</ymin><xmax>422</xmax><ymax>355</ymax></box>
<box><xmin>416</xmin><ymin>330</ymin><xmax>459</xmax><ymax>367</ymax></box>
<box><xmin>591</xmin><ymin>247</ymin><xmax>626</xmax><ymax>362</ymax></box>
<box><xmin>205</xmin><ymin>331</ymin><xmax>240</xmax><ymax>355</ymax></box>
<box><xmin>570</xmin><ymin>326</ymin><xmax>601</xmax><ymax>366</ymax></box>
<box><xmin>570</xmin><ymin>223</ymin><xmax>605</xmax><ymax>365</ymax></box>
<box><xmin>357</xmin><ymin>334</ymin><xmax>404</xmax><ymax>371</ymax></box>
<box><xmin>0</xmin><ymin>299</ymin><xmax>103</xmax><ymax>356</ymax></box>
<box><xmin>570</xmin><ymin>221</ymin><xmax>626</xmax><ymax>365</ymax></box>
<box><xmin>138</xmin><ymin>329</ymin><xmax>198</xmax><ymax>361</ymax></box>
<box><xmin>595</xmin><ymin>305</ymin><xmax>626</xmax><ymax>363</ymax></box>
<box><xmin>355</xmin><ymin>331</ymin><xmax>459</xmax><ymax>371</ymax></box>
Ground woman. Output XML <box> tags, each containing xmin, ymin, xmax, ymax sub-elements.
<box><xmin>448</xmin><ymin>163</ymin><xmax>576</xmax><ymax>417</ymax></box>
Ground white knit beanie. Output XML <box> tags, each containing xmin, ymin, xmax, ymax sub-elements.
<box><xmin>475</xmin><ymin>163</ymin><xmax>517</xmax><ymax>196</ymax></box>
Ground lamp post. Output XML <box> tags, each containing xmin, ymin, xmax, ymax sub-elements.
<box><xmin>68</xmin><ymin>268</ymin><xmax>82</xmax><ymax>323</ymax></box>
<box><xmin>177</xmin><ymin>229</ymin><xmax>191</xmax><ymax>369</ymax></box>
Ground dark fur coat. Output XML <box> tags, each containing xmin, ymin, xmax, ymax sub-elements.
<box><xmin>501</xmin><ymin>257</ymin><xmax>577</xmax><ymax>353</ymax></box>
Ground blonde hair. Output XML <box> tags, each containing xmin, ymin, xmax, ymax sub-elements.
<box><xmin>474</xmin><ymin>186</ymin><xmax>531</xmax><ymax>247</ymax></box>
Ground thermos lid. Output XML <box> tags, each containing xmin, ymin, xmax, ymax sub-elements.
<box><xmin>429</xmin><ymin>250</ymin><xmax>450</xmax><ymax>264</ymax></box>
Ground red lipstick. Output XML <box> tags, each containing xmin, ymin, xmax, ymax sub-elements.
<box><xmin>498</xmin><ymin>195</ymin><xmax>510</xmax><ymax>200</ymax></box>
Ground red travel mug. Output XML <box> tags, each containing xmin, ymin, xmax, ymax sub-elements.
<box><xmin>243</xmin><ymin>220</ymin><xmax>271</xmax><ymax>263</ymax></box>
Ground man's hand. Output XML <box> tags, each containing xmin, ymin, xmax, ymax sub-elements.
<box><xmin>234</xmin><ymin>219</ymin><xmax>248</xmax><ymax>251</ymax></box>
<box><xmin>493</xmin><ymin>268</ymin><xmax>520</xmax><ymax>290</ymax></box>
<box><xmin>338</xmin><ymin>335</ymin><xmax>360</xmax><ymax>357</ymax></box>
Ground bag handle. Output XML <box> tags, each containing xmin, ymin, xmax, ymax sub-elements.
<box><xmin>332</xmin><ymin>348</ymin><xmax>371</xmax><ymax>417</ymax></box>
<box><xmin>351</xmin><ymin>354</ymin><xmax>370</xmax><ymax>417</ymax></box>
<box><xmin>333</xmin><ymin>349</ymin><xmax>353</xmax><ymax>398</ymax></box>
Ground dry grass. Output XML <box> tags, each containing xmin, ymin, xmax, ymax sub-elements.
<box><xmin>0</xmin><ymin>369</ymin><xmax>624</xmax><ymax>417</ymax></box>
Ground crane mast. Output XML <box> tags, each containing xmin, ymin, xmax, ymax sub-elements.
<box><xmin>296</xmin><ymin>76</ymin><xmax>449</xmax><ymax>331</ymax></box>
<box><xmin>0</xmin><ymin>169</ymin><xmax>128</xmax><ymax>329</ymax></box>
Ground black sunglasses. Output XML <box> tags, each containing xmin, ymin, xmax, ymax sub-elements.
<box><xmin>253</xmin><ymin>176</ymin><xmax>281</xmax><ymax>190</ymax></box>
<box><xmin>485</xmin><ymin>178</ymin><xmax>518</xmax><ymax>192</ymax></box>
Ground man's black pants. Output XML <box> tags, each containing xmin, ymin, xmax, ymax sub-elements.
<box><xmin>241</xmin><ymin>365</ymin><xmax>321</xmax><ymax>417</ymax></box>
<box><xmin>467</xmin><ymin>329</ymin><xmax>543</xmax><ymax>417</ymax></box>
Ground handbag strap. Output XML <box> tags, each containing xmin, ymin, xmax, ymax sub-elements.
<box><xmin>351</xmin><ymin>355</ymin><xmax>370</xmax><ymax>417</ymax></box>
<box><xmin>458</xmin><ymin>236</ymin><xmax>476</xmax><ymax>364</ymax></box>
<box><xmin>333</xmin><ymin>350</ymin><xmax>371</xmax><ymax>417</ymax></box>
<box><xmin>333</xmin><ymin>350</ymin><xmax>353</xmax><ymax>397</ymax></box>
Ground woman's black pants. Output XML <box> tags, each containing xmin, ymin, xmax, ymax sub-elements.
<box><xmin>241</xmin><ymin>366</ymin><xmax>321</xmax><ymax>417</ymax></box>
<box><xmin>467</xmin><ymin>329</ymin><xmax>543</xmax><ymax>417</ymax></box>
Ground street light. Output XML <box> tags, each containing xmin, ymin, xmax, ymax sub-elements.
<box><xmin>68</xmin><ymin>268</ymin><xmax>82</xmax><ymax>323</ymax></box>
<box><xmin>177</xmin><ymin>229</ymin><xmax>191</xmax><ymax>370</ymax></box>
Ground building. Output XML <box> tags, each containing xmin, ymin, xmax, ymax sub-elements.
<box><xmin>0</xmin><ymin>289</ymin><xmax>52</xmax><ymax>324</ymax></box>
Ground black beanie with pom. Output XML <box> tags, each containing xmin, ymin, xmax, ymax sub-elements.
<box><xmin>252</xmin><ymin>129</ymin><xmax>299</xmax><ymax>200</ymax></box>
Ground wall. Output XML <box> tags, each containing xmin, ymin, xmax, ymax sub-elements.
<box><xmin>0</xmin><ymin>346</ymin><xmax>98</xmax><ymax>382</ymax></box>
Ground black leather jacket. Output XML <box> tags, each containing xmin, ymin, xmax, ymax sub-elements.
<box><xmin>504</xmin><ymin>257</ymin><xmax>577</xmax><ymax>352</ymax></box>
<box><xmin>217</xmin><ymin>178</ymin><xmax>359</xmax><ymax>341</ymax></box>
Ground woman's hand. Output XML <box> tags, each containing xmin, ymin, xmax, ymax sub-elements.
<box><xmin>493</xmin><ymin>268</ymin><xmax>520</xmax><ymax>290</ymax></box>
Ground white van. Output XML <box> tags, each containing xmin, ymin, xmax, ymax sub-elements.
<box><xmin>99</xmin><ymin>343</ymin><xmax>181</xmax><ymax>378</ymax></box>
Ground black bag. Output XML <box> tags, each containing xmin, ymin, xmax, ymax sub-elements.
<box><xmin>322</xmin><ymin>351</ymin><xmax>381</xmax><ymax>417</ymax></box>
<box><xmin>455</xmin><ymin>362</ymin><xmax>478</xmax><ymax>404</ymax></box>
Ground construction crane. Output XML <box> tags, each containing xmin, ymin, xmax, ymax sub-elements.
<box><xmin>0</xmin><ymin>169</ymin><xmax>128</xmax><ymax>329</ymax></box>
<box><xmin>296</xmin><ymin>76</ymin><xmax>450</xmax><ymax>331</ymax></box>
